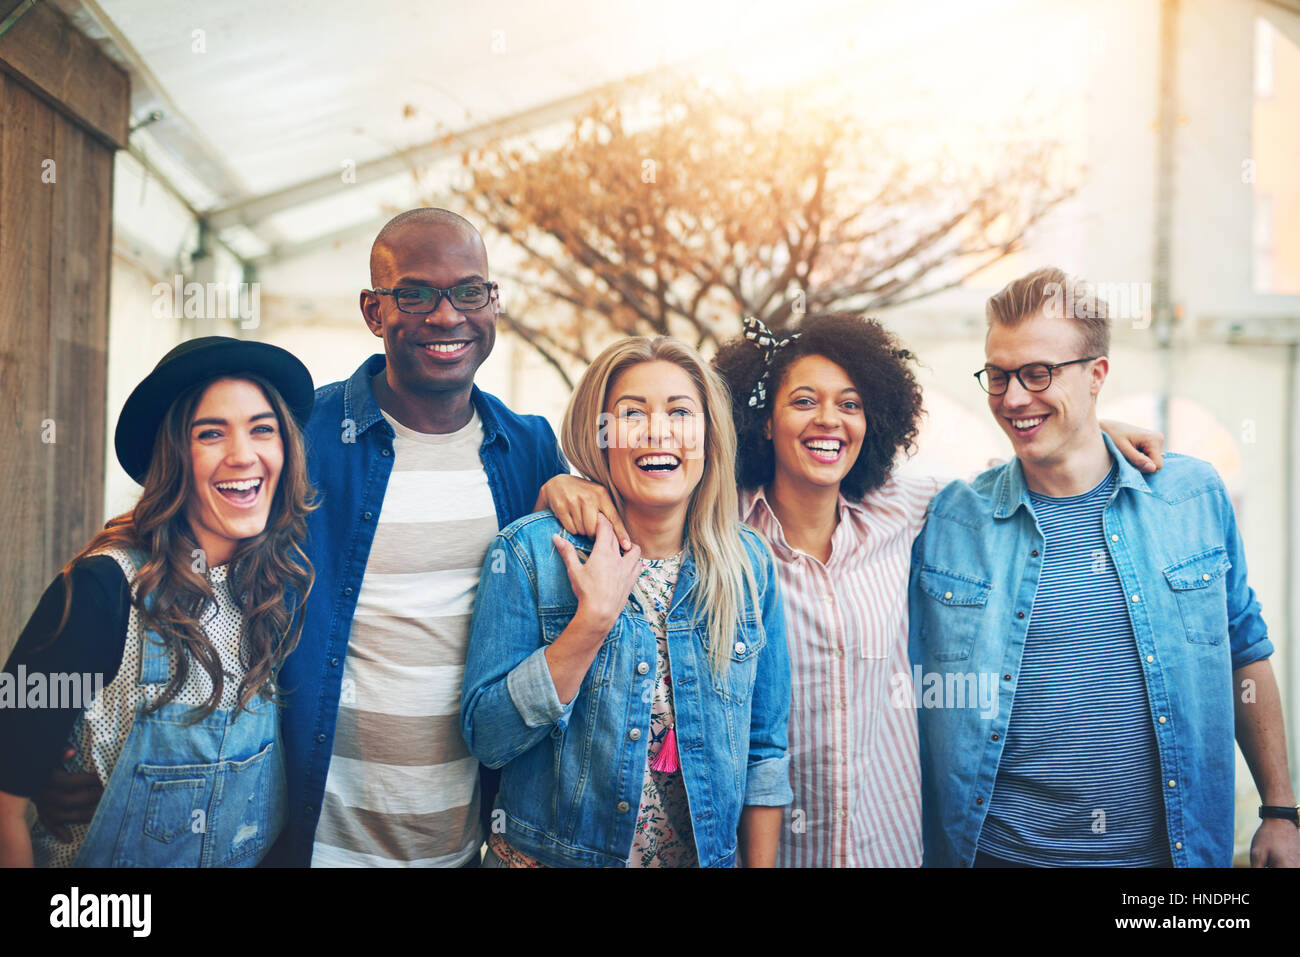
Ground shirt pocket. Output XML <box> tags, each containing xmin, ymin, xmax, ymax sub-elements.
<box><xmin>917</xmin><ymin>566</ymin><xmax>992</xmax><ymax>662</ymax></box>
<box><xmin>1162</xmin><ymin>547</ymin><xmax>1231</xmax><ymax>645</ymax></box>
<box><xmin>699</xmin><ymin>615</ymin><xmax>766</xmax><ymax>705</ymax></box>
<box><xmin>539</xmin><ymin>608</ymin><xmax>621</xmax><ymax>688</ymax></box>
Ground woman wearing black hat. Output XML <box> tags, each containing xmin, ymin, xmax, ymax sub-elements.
<box><xmin>0</xmin><ymin>337</ymin><xmax>317</xmax><ymax>867</ymax></box>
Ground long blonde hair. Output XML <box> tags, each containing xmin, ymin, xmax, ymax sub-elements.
<box><xmin>561</xmin><ymin>336</ymin><xmax>763</xmax><ymax>674</ymax></box>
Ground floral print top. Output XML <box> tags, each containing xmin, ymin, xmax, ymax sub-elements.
<box><xmin>627</xmin><ymin>551</ymin><xmax>697</xmax><ymax>868</ymax></box>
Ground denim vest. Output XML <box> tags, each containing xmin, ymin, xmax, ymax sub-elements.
<box><xmin>73</xmin><ymin>551</ymin><xmax>285</xmax><ymax>867</ymax></box>
<box><xmin>907</xmin><ymin>435</ymin><xmax>1273</xmax><ymax>867</ymax></box>
<box><xmin>461</xmin><ymin>513</ymin><xmax>793</xmax><ymax>867</ymax></box>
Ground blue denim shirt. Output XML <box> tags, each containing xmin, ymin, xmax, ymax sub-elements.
<box><xmin>461</xmin><ymin>512</ymin><xmax>793</xmax><ymax>867</ymax></box>
<box><xmin>276</xmin><ymin>354</ymin><xmax>567</xmax><ymax>866</ymax></box>
<box><xmin>908</xmin><ymin>434</ymin><xmax>1273</xmax><ymax>868</ymax></box>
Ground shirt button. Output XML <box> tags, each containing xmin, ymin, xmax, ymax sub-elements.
<box><xmin>616</xmin><ymin>801</ymin><xmax>630</xmax><ymax>814</ymax></box>
<box><xmin>1030</xmin><ymin>549</ymin><xmax>1039</xmax><ymax>557</ymax></box>
<box><xmin>991</xmin><ymin>733</ymin><xmax>1000</xmax><ymax>741</ymax></box>
<box><xmin>1131</xmin><ymin>594</ymin><xmax>1141</xmax><ymax>603</ymax></box>
<box><xmin>1016</xmin><ymin>611</ymin><xmax>1025</xmax><ymax>619</ymax></box>
<box><xmin>637</xmin><ymin>662</ymin><xmax>650</xmax><ymax>675</ymax></box>
<box><xmin>1168</xmin><ymin>779</ymin><xmax>1177</xmax><ymax>788</ymax></box>
<box><xmin>1146</xmin><ymin>655</ymin><xmax>1155</xmax><ymax>663</ymax></box>
<box><xmin>1158</xmin><ymin>715</ymin><xmax>1167</xmax><ymax>724</ymax></box>
<box><xmin>628</xmin><ymin>728</ymin><xmax>642</xmax><ymax>741</ymax></box>
<box><xmin>975</xmin><ymin>797</ymin><xmax>984</xmax><ymax>805</ymax></box>
<box><xmin>1003</xmin><ymin>674</ymin><xmax>1012</xmax><ymax>681</ymax></box>
<box><xmin>305</xmin><ymin>805</ymin><xmax>314</xmax><ymax>815</ymax></box>
<box><xmin>1111</xmin><ymin>534</ymin><xmax>1119</xmax><ymax>542</ymax></box>
<box><xmin>329</xmin><ymin>657</ymin><xmax>340</xmax><ymax>667</ymax></box>
<box><xmin>1175</xmin><ymin>841</ymin><xmax>1183</xmax><ymax>850</ymax></box>
<box><xmin>1202</xmin><ymin>573</ymin><xmax>1210</xmax><ymax>582</ymax></box>
<box><xmin>734</xmin><ymin>641</ymin><xmax>746</xmax><ymax>655</ymax></box>
<box><xmin>343</xmin><ymin>586</ymin><xmax>354</xmax><ymax>596</ymax></box>
<box><xmin>363</xmin><ymin>511</ymin><xmax>373</xmax><ymax>521</ymax></box>
<box><xmin>944</xmin><ymin>591</ymin><xmax>953</xmax><ymax>600</ymax></box>
<box><xmin>835</xmin><ymin>648</ymin><xmax>844</xmax><ymax>659</ymax></box>
<box><xmin>316</xmin><ymin>733</ymin><xmax>327</xmax><ymax>743</ymax></box>
<box><xmin>381</xmin><ymin>448</ymin><xmax>392</xmax><ymax>457</ymax></box>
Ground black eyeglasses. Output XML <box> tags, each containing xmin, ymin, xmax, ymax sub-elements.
<box><xmin>974</xmin><ymin>356</ymin><xmax>1100</xmax><ymax>395</ymax></box>
<box><xmin>371</xmin><ymin>281</ymin><xmax>497</xmax><ymax>314</ymax></box>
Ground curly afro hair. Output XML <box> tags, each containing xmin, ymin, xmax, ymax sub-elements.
<box><xmin>713</xmin><ymin>313</ymin><xmax>924</xmax><ymax>500</ymax></box>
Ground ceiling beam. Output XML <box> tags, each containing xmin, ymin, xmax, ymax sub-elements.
<box><xmin>205</xmin><ymin>71</ymin><xmax>678</xmax><ymax>232</ymax></box>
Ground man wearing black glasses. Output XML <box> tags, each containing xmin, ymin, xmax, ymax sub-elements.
<box><xmin>909</xmin><ymin>266</ymin><xmax>1299</xmax><ymax>868</ymax></box>
<box><xmin>280</xmin><ymin>208</ymin><xmax>568</xmax><ymax>867</ymax></box>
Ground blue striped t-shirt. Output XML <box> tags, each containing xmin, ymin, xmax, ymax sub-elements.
<box><xmin>978</xmin><ymin>467</ymin><xmax>1170</xmax><ymax>866</ymax></box>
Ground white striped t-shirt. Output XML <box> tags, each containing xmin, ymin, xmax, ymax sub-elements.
<box><xmin>310</xmin><ymin>409</ymin><xmax>499</xmax><ymax>867</ymax></box>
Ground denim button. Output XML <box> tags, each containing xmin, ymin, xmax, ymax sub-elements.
<box><xmin>637</xmin><ymin>662</ymin><xmax>650</xmax><ymax>675</ymax></box>
<box><xmin>317</xmin><ymin>733</ymin><xmax>327</xmax><ymax>743</ymax></box>
<box><xmin>617</xmin><ymin>801</ymin><xmax>630</xmax><ymax>813</ymax></box>
<box><xmin>330</xmin><ymin>657</ymin><xmax>340</xmax><ymax>667</ymax></box>
<box><xmin>343</xmin><ymin>586</ymin><xmax>353</xmax><ymax>596</ymax></box>
<box><xmin>363</xmin><ymin>511</ymin><xmax>373</xmax><ymax>521</ymax></box>
<box><xmin>1016</xmin><ymin>611</ymin><xmax>1025</xmax><ymax>619</ymax></box>
<box><xmin>628</xmin><ymin>728</ymin><xmax>641</xmax><ymax>741</ymax></box>
<box><xmin>734</xmin><ymin>641</ymin><xmax>746</xmax><ymax>655</ymax></box>
<box><xmin>381</xmin><ymin>449</ymin><xmax>392</xmax><ymax>457</ymax></box>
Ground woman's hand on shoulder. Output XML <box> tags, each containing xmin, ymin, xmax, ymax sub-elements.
<box><xmin>536</xmin><ymin>475</ymin><xmax>632</xmax><ymax>550</ymax></box>
<box><xmin>552</xmin><ymin>515</ymin><xmax>641</xmax><ymax>640</ymax></box>
<box><xmin>546</xmin><ymin>516</ymin><xmax>642</xmax><ymax>704</ymax></box>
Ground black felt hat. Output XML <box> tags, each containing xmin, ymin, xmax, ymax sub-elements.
<box><xmin>114</xmin><ymin>336</ymin><xmax>315</xmax><ymax>483</ymax></box>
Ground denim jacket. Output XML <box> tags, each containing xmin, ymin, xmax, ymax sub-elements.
<box><xmin>908</xmin><ymin>434</ymin><xmax>1273</xmax><ymax>868</ymax></box>
<box><xmin>276</xmin><ymin>354</ymin><xmax>567</xmax><ymax>866</ymax></box>
<box><xmin>460</xmin><ymin>512</ymin><xmax>793</xmax><ymax>867</ymax></box>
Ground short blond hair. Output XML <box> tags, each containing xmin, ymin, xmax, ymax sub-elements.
<box><xmin>985</xmin><ymin>266</ymin><xmax>1110</xmax><ymax>358</ymax></box>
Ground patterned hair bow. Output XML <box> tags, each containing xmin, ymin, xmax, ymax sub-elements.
<box><xmin>743</xmin><ymin>315</ymin><xmax>801</xmax><ymax>410</ymax></box>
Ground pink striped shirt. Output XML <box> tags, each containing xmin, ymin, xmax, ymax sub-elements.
<box><xmin>742</xmin><ymin>475</ymin><xmax>940</xmax><ymax>867</ymax></box>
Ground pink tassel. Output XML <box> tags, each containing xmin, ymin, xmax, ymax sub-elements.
<box><xmin>651</xmin><ymin>726</ymin><xmax>680</xmax><ymax>773</ymax></box>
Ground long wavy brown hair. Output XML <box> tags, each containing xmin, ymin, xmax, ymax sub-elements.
<box><xmin>55</xmin><ymin>373</ymin><xmax>316</xmax><ymax>720</ymax></box>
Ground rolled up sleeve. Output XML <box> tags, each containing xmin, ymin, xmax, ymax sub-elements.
<box><xmin>1220</xmin><ymin>485</ymin><xmax>1274</xmax><ymax>670</ymax></box>
<box><xmin>506</xmin><ymin>646</ymin><xmax>574</xmax><ymax>728</ymax></box>
<box><xmin>743</xmin><ymin>543</ymin><xmax>793</xmax><ymax>807</ymax></box>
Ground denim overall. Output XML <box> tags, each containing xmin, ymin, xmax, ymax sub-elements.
<box><xmin>72</xmin><ymin>552</ymin><xmax>286</xmax><ymax>867</ymax></box>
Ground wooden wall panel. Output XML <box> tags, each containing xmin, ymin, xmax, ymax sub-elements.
<box><xmin>0</xmin><ymin>0</ymin><xmax>129</xmax><ymax>149</ymax></box>
<box><xmin>0</xmin><ymin>76</ymin><xmax>56</xmax><ymax>659</ymax></box>
<box><xmin>0</xmin><ymin>59</ymin><xmax>121</xmax><ymax>661</ymax></box>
